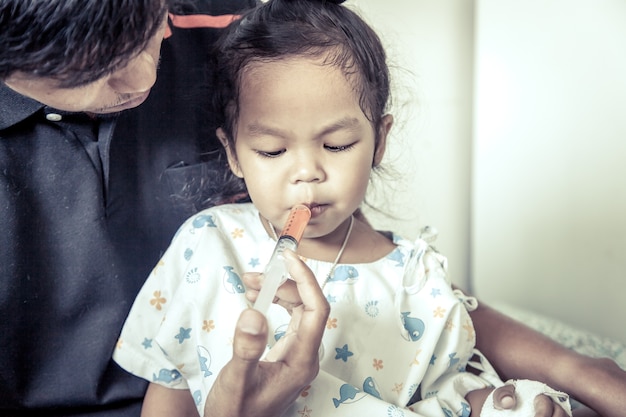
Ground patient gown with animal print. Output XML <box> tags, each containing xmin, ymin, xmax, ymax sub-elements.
<box><xmin>113</xmin><ymin>203</ymin><xmax>499</xmax><ymax>417</ymax></box>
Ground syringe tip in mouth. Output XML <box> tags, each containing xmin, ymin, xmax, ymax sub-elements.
<box><xmin>279</xmin><ymin>204</ymin><xmax>311</xmax><ymax>242</ymax></box>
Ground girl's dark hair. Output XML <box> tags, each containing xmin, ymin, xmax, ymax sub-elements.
<box><xmin>0</xmin><ymin>0</ymin><xmax>169</xmax><ymax>87</ymax></box>
<box><xmin>212</xmin><ymin>0</ymin><xmax>390</xmax><ymax>148</ymax></box>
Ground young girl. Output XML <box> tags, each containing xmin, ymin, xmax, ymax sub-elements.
<box><xmin>113</xmin><ymin>0</ymin><xmax>572</xmax><ymax>416</ymax></box>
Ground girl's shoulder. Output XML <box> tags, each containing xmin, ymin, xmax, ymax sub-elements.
<box><xmin>390</xmin><ymin>226</ymin><xmax>444</xmax><ymax>261</ymax></box>
<box><xmin>175</xmin><ymin>202</ymin><xmax>259</xmax><ymax>234</ymax></box>
<box><xmin>387</xmin><ymin>228</ymin><xmax>451</xmax><ymax>292</ymax></box>
<box><xmin>169</xmin><ymin>202</ymin><xmax>264</xmax><ymax>247</ymax></box>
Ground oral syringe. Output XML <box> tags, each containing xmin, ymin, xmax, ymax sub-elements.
<box><xmin>253</xmin><ymin>205</ymin><xmax>311</xmax><ymax>315</ymax></box>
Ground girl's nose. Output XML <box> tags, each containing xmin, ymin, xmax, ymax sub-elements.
<box><xmin>107</xmin><ymin>51</ymin><xmax>158</xmax><ymax>94</ymax></box>
<box><xmin>289</xmin><ymin>154</ymin><xmax>326</xmax><ymax>184</ymax></box>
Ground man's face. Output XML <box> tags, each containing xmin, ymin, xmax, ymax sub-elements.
<box><xmin>3</xmin><ymin>14</ymin><xmax>168</xmax><ymax>114</ymax></box>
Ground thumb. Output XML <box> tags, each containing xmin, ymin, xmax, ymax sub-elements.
<box><xmin>232</xmin><ymin>308</ymin><xmax>268</xmax><ymax>365</ymax></box>
<box><xmin>205</xmin><ymin>309</ymin><xmax>269</xmax><ymax>416</ymax></box>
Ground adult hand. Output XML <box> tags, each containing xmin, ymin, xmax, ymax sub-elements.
<box><xmin>243</xmin><ymin>267</ymin><xmax>304</xmax><ymax>315</ymax></box>
<box><xmin>205</xmin><ymin>250</ymin><xmax>330</xmax><ymax>417</ymax></box>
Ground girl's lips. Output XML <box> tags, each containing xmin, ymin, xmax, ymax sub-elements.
<box><xmin>307</xmin><ymin>204</ymin><xmax>327</xmax><ymax>218</ymax></box>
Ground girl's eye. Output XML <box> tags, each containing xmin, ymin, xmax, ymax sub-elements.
<box><xmin>256</xmin><ymin>149</ymin><xmax>285</xmax><ymax>158</ymax></box>
<box><xmin>325</xmin><ymin>142</ymin><xmax>356</xmax><ymax>152</ymax></box>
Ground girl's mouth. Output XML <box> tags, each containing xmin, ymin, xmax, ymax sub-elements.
<box><xmin>306</xmin><ymin>203</ymin><xmax>327</xmax><ymax>218</ymax></box>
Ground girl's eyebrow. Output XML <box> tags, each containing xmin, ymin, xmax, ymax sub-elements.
<box><xmin>245</xmin><ymin>117</ymin><xmax>362</xmax><ymax>139</ymax></box>
<box><xmin>318</xmin><ymin>117</ymin><xmax>362</xmax><ymax>137</ymax></box>
<box><xmin>245</xmin><ymin>123</ymin><xmax>288</xmax><ymax>139</ymax></box>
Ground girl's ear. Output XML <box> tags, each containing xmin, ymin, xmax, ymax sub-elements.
<box><xmin>217</xmin><ymin>128</ymin><xmax>244</xmax><ymax>178</ymax></box>
<box><xmin>373</xmin><ymin>114</ymin><xmax>393</xmax><ymax>167</ymax></box>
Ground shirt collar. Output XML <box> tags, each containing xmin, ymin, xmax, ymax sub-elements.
<box><xmin>0</xmin><ymin>82</ymin><xmax>46</xmax><ymax>130</ymax></box>
<box><xmin>0</xmin><ymin>82</ymin><xmax>107</xmax><ymax>130</ymax></box>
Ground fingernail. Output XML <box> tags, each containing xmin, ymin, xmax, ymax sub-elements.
<box><xmin>239</xmin><ymin>308</ymin><xmax>264</xmax><ymax>335</ymax></box>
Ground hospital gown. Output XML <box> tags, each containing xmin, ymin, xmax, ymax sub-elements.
<box><xmin>113</xmin><ymin>203</ymin><xmax>497</xmax><ymax>416</ymax></box>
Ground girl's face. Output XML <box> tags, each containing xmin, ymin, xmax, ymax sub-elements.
<box><xmin>219</xmin><ymin>57</ymin><xmax>392</xmax><ymax>241</ymax></box>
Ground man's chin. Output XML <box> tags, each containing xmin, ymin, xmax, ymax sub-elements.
<box><xmin>93</xmin><ymin>91</ymin><xmax>151</xmax><ymax>115</ymax></box>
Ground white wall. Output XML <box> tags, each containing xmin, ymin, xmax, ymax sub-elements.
<box><xmin>472</xmin><ymin>0</ymin><xmax>626</xmax><ymax>344</ymax></box>
<box><xmin>352</xmin><ymin>0</ymin><xmax>475</xmax><ymax>289</ymax></box>
<box><xmin>350</xmin><ymin>1</ymin><xmax>626</xmax><ymax>345</ymax></box>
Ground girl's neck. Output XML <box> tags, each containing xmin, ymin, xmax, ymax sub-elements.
<box><xmin>262</xmin><ymin>213</ymin><xmax>396</xmax><ymax>264</ymax></box>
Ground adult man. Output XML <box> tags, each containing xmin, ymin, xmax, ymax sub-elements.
<box><xmin>1</xmin><ymin>1</ymin><xmax>278</xmax><ymax>415</ymax></box>
<box><xmin>1</xmin><ymin>0</ymin><xmax>624</xmax><ymax>416</ymax></box>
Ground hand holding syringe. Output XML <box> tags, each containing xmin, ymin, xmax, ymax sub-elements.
<box><xmin>253</xmin><ymin>205</ymin><xmax>311</xmax><ymax>316</ymax></box>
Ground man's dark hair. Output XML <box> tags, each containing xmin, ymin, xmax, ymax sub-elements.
<box><xmin>0</xmin><ymin>0</ymin><xmax>169</xmax><ymax>87</ymax></box>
